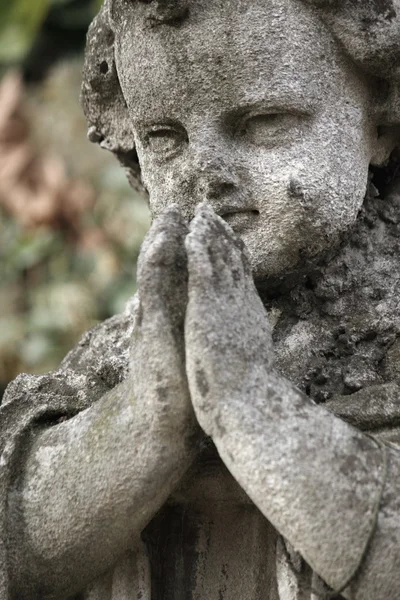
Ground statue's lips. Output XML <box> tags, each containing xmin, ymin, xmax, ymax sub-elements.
<box><xmin>219</xmin><ymin>209</ymin><xmax>260</xmax><ymax>233</ymax></box>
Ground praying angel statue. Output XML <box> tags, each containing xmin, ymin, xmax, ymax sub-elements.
<box><xmin>2</xmin><ymin>1</ymin><xmax>400</xmax><ymax>599</ymax></box>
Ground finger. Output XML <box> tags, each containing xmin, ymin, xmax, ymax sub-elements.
<box><xmin>137</xmin><ymin>204</ymin><xmax>188</xmax><ymax>279</ymax></box>
<box><xmin>185</xmin><ymin>203</ymin><xmax>251</xmax><ymax>294</ymax></box>
<box><xmin>193</xmin><ymin>203</ymin><xmax>249</xmax><ymax>260</ymax></box>
<box><xmin>137</xmin><ymin>205</ymin><xmax>189</xmax><ymax>328</ymax></box>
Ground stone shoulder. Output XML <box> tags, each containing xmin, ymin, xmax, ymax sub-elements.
<box><xmin>2</xmin><ymin>295</ymin><xmax>137</xmax><ymax>411</ymax></box>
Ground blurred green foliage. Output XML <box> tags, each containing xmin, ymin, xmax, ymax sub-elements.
<box><xmin>0</xmin><ymin>16</ymin><xmax>150</xmax><ymax>396</ymax></box>
<box><xmin>0</xmin><ymin>0</ymin><xmax>103</xmax><ymax>64</ymax></box>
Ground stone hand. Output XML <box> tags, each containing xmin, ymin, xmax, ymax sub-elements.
<box><xmin>184</xmin><ymin>205</ymin><xmax>393</xmax><ymax>599</ymax></box>
<box><xmin>14</xmin><ymin>207</ymin><xmax>201</xmax><ymax>598</ymax></box>
<box><xmin>184</xmin><ymin>203</ymin><xmax>273</xmax><ymax>437</ymax></box>
<box><xmin>130</xmin><ymin>205</ymin><xmax>197</xmax><ymax>439</ymax></box>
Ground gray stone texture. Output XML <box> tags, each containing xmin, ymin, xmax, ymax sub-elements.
<box><xmin>2</xmin><ymin>1</ymin><xmax>400</xmax><ymax>599</ymax></box>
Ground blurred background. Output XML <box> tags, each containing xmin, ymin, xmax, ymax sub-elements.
<box><xmin>0</xmin><ymin>0</ymin><xmax>150</xmax><ymax>398</ymax></box>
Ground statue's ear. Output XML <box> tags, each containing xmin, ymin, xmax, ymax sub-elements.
<box><xmin>81</xmin><ymin>0</ymin><xmax>143</xmax><ymax>192</ymax></box>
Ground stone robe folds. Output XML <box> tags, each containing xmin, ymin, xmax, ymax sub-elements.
<box><xmin>1</xmin><ymin>295</ymin><xmax>400</xmax><ymax>600</ymax></box>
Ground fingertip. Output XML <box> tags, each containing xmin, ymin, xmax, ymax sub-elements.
<box><xmin>162</xmin><ymin>203</ymin><xmax>182</xmax><ymax>218</ymax></box>
<box><xmin>189</xmin><ymin>205</ymin><xmax>215</xmax><ymax>236</ymax></box>
<box><xmin>195</xmin><ymin>201</ymin><xmax>214</xmax><ymax>215</ymax></box>
<box><xmin>163</xmin><ymin>204</ymin><xmax>190</xmax><ymax>232</ymax></box>
<box><xmin>147</xmin><ymin>206</ymin><xmax>189</xmax><ymax>243</ymax></box>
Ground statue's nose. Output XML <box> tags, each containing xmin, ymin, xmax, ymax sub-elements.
<box><xmin>194</xmin><ymin>150</ymin><xmax>239</xmax><ymax>200</ymax></box>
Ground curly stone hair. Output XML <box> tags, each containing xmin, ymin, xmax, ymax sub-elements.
<box><xmin>81</xmin><ymin>0</ymin><xmax>400</xmax><ymax>193</ymax></box>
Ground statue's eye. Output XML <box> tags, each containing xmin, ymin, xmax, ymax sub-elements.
<box><xmin>143</xmin><ymin>126</ymin><xmax>187</xmax><ymax>157</ymax></box>
<box><xmin>238</xmin><ymin>113</ymin><xmax>301</xmax><ymax>147</ymax></box>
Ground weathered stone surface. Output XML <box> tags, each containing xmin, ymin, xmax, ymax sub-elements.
<box><xmin>1</xmin><ymin>1</ymin><xmax>400</xmax><ymax>599</ymax></box>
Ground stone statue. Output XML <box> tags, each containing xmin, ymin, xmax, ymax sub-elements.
<box><xmin>2</xmin><ymin>0</ymin><xmax>400</xmax><ymax>598</ymax></box>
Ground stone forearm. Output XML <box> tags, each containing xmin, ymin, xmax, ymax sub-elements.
<box><xmin>10</xmin><ymin>380</ymin><xmax>196</xmax><ymax>600</ymax></box>
<box><xmin>208</xmin><ymin>371</ymin><xmax>390</xmax><ymax>596</ymax></box>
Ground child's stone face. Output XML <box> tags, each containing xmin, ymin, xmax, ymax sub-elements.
<box><xmin>116</xmin><ymin>0</ymin><xmax>378</xmax><ymax>280</ymax></box>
